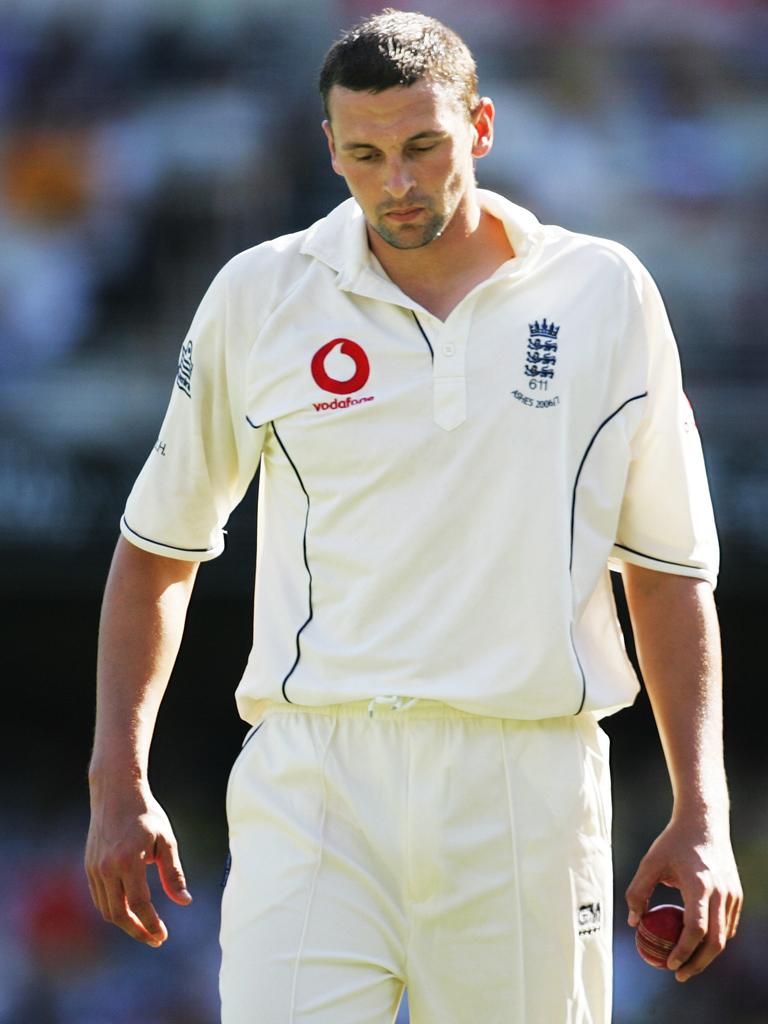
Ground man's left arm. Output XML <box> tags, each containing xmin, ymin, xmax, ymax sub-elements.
<box><xmin>622</xmin><ymin>562</ymin><xmax>742</xmax><ymax>982</ymax></box>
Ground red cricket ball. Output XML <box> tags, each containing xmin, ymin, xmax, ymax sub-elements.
<box><xmin>635</xmin><ymin>904</ymin><xmax>685</xmax><ymax>969</ymax></box>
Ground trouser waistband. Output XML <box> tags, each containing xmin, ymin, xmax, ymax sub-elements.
<box><xmin>258</xmin><ymin>697</ymin><xmax>486</xmax><ymax>721</ymax></box>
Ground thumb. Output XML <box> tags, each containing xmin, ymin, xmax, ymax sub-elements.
<box><xmin>154</xmin><ymin>835</ymin><xmax>193</xmax><ymax>905</ymax></box>
<box><xmin>625</xmin><ymin>858</ymin><xmax>658</xmax><ymax>927</ymax></box>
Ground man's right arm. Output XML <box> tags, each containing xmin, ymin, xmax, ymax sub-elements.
<box><xmin>85</xmin><ymin>536</ymin><xmax>200</xmax><ymax>946</ymax></box>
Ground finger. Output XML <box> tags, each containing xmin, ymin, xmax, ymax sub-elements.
<box><xmin>726</xmin><ymin>888</ymin><xmax>743</xmax><ymax>939</ymax></box>
<box><xmin>667</xmin><ymin>890</ymin><xmax>708</xmax><ymax>973</ymax></box>
<box><xmin>102</xmin><ymin>872</ymin><xmax>164</xmax><ymax>946</ymax></box>
<box><xmin>86</xmin><ymin>869</ymin><xmax>110</xmax><ymax>922</ymax></box>
<box><xmin>154</xmin><ymin>835</ymin><xmax>193</xmax><ymax>905</ymax></box>
<box><xmin>667</xmin><ymin>888</ymin><xmax>710</xmax><ymax>975</ymax></box>
<box><xmin>625</xmin><ymin>861</ymin><xmax>656</xmax><ymax>927</ymax></box>
<box><xmin>87</xmin><ymin>850</ymin><xmax>118</xmax><ymax>925</ymax></box>
<box><xmin>89</xmin><ymin>872</ymin><xmax>112</xmax><ymax>921</ymax></box>
<box><xmin>673</xmin><ymin>890</ymin><xmax>726</xmax><ymax>981</ymax></box>
<box><xmin>85</xmin><ymin>846</ymin><xmax>109</xmax><ymax>918</ymax></box>
<box><xmin>122</xmin><ymin>868</ymin><xmax>168</xmax><ymax>946</ymax></box>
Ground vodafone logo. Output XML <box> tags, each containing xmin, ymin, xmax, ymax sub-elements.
<box><xmin>311</xmin><ymin>338</ymin><xmax>370</xmax><ymax>395</ymax></box>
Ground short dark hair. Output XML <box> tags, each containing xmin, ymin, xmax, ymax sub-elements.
<box><xmin>319</xmin><ymin>9</ymin><xmax>479</xmax><ymax>121</ymax></box>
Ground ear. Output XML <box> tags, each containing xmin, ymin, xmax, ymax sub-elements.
<box><xmin>470</xmin><ymin>98</ymin><xmax>495</xmax><ymax>160</ymax></box>
<box><xmin>322</xmin><ymin>120</ymin><xmax>344</xmax><ymax>177</ymax></box>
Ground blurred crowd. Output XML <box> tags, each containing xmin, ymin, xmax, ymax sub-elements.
<box><xmin>0</xmin><ymin>817</ymin><xmax>222</xmax><ymax>1024</ymax></box>
<box><xmin>1</xmin><ymin>1</ymin><xmax>767</xmax><ymax>1022</ymax></box>
<box><xmin>1</xmin><ymin>0</ymin><xmax>767</xmax><ymax>560</ymax></box>
<box><xmin>1</xmin><ymin>0</ymin><xmax>765</xmax><ymax>378</ymax></box>
<box><xmin>2</xmin><ymin>791</ymin><xmax>767</xmax><ymax>1024</ymax></box>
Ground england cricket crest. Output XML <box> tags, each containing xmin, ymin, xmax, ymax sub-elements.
<box><xmin>526</xmin><ymin>318</ymin><xmax>560</xmax><ymax>382</ymax></box>
<box><xmin>511</xmin><ymin>318</ymin><xmax>562</xmax><ymax>409</ymax></box>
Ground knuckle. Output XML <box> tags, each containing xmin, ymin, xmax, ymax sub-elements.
<box><xmin>126</xmin><ymin>894</ymin><xmax>151</xmax><ymax>911</ymax></box>
<box><xmin>123</xmin><ymin>875</ymin><xmax>150</xmax><ymax>897</ymax></box>
<box><xmin>688</xmin><ymin>880</ymin><xmax>708</xmax><ymax>901</ymax></box>
<box><xmin>97</xmin><ymin>841</ymin><xmax>144</xmax><ymax>875</ymax></box>
<box><xmin>97</xmin><ymin>857</ymin><xmax>116</xmax><ymax>878</ymax></box>
<box><xmin>624</xmin><ymin>882</ymin><xmax>639</xmax><ymax>902</ymax></box>
<box><xmin>116</xmin><ymin>849</ymin><xmax>141</xmax><ymax>872</ymax></box>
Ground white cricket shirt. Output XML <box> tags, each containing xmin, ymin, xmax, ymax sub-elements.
<box><xmin>121</xmin><ymin>191</ymin><xmax>719</xmax><ymax>723</ymax></box>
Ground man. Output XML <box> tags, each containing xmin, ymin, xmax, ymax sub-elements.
<box><xmin>86</xmin><ymin>10</ymin><xmax>741</xmax><ymax>1023</ymax></box>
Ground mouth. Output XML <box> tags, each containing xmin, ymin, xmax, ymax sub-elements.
<box><xmin>384</xmin><ymin>207</ymin><xmax>424</xmax><ymax>223</ymax></box>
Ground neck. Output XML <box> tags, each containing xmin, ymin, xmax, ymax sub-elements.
<box><xmin>367</xmin><ymin>190</ymin><xmax>483</xmax><ymax>282</ymax></box>
<box><xmin>366</xmin><ymin>191</ymin><xmax>515</xmax><ymax>320</ymax></box>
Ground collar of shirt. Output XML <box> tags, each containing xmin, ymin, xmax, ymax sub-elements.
<box><xmin>300</xmin><ymin>189</ymin><xmax>546</xmax><ymax>307</ymax></box>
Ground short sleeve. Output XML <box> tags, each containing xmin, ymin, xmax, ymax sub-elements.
<box><xmin>609</xmin><ymin>265</ymin><xmax>719</xmax><ymax>587</ymax></box>
<box><xmin>121</xmin><ymin>266</ymin><xmax>265</xmax><ymax>561</ymax></box>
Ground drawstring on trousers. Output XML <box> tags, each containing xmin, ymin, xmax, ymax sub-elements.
<box><xmin>367</xmin><ymin>695</ymin><xmax>420</xmax><ymax>718</ymax></box>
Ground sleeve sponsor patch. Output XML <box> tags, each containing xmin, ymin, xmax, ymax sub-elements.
<box><xmin>176</xmin><ymin>339</ymin><xmax>194</xmax><ymax>397</ymax></box>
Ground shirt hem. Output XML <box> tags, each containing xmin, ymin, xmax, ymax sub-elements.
<box><xmin>608</xmin><ymin>544</ymin><xmax>717</xmax><ymax>588</ymax></box>
<box><xmin>120</xmin><ymin>515</ymin><xmax>223</xmax><ymax>562</ymax></box>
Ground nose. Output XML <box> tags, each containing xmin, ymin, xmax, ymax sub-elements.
<box><xmin>383</xmin><ymin>157</ymin><xmax>415</xmax><ymax>200</ymax></box>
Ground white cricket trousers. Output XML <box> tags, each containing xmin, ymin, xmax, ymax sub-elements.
<box><xmin>220</xmin><ymin>699</ymin><xmax>613</xmax><ymax>1024</ymax></box>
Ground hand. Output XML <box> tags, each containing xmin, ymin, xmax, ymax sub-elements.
<box><xmin>85</xmin><ymin>788</ymin><xmax>192</xmax><ymax>947</ymax></box>
<box><xmin>625</xmin><ymin>818</ymin><xmax>742</xmax><ymax>982</ymax></box>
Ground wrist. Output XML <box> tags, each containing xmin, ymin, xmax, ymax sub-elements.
<box><xmin>88</xmin><ymin>755</ymin><xmax>149</xmax><ymax>794</ymax></box>
<box><xmin>671</xmin><ymin>791</ymin><xmax>731</xmax><ymax>838</ymax></box>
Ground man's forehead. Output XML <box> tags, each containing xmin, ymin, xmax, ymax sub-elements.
<box><xmin>326</xmin><ymin>80</ymin><xmax>462</xmax><ymax>134</ymax></box>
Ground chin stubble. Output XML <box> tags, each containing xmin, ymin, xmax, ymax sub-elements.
<box><xmin>372</xmin><ymin>210</ymin><xmax>447</xmax><ymax>250</ymax></box>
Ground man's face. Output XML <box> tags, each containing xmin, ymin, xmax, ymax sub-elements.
<box><xmin>323</xmin><ymin>80</ymin><xmax>486</xmax><ymax>251</ymax></box>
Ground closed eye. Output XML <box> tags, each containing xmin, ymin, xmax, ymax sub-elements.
<box><xmin>345</xmin><ymin>148</ymin><xmax>381</xmax><ymax>162</ymax></box>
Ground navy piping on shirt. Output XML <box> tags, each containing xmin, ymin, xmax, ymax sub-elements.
<box><xmin>613</xmin><ymin>542</ymin><xmax>702</xmax><ymax>571</ymax></box>
<box><xmin>570</xmin><ymin>393</ymin><xmax>648</xmax><ymax>572</ymax></box>
<box><xmin>269</xmin><ymin>421</ymin><xmax>312</xmax><ymax>703</ymax></box>
<box><xmin>569</xmin><ymin>392</ymin><xmax>647</xmax><ymax>714</ymax></box>
<box><xmin>412</xmin><ymin>311</ymin><xmax>434</xmax><ymax>361</ymax></box>
<box><xmin>121</xmin><ymin>516</ymin><xmax>215</xmax><ymax>554</ymax></box>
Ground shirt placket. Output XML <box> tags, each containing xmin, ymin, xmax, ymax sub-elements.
<box><xmin>426</xmin><ymin>313</ymin><xmax>471</xmax><ymax>431</ymax></box>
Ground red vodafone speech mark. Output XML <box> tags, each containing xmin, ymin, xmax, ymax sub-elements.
<box><xmin>311</xmin><ymin>338</ymin><xmax>370</xmax><ymax>395</ymax></box>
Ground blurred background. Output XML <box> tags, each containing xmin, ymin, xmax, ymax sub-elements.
<box><xmin>1</xmin><ymin>0</ymin><xmax>766</xmax><ymax>1021</ymax></box>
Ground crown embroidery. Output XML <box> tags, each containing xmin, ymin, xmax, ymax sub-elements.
<box><xmin>528</xmin><ymin>318</ymin><xmax>560</xmax><ymax>339</ymax></box>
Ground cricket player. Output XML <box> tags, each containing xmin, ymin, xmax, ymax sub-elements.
<box><xmin>86</xmin><ymin>10</ymin><xmax>742</xmax><ymax>1023</ymax></box>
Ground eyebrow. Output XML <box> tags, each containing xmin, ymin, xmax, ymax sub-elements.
<box><xmin>341</xmin><ymin>130</ymin><xmax>447</xmax><ymax>152</ymax></box>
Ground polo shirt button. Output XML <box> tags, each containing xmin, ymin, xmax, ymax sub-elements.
<box><xmin>442</xmin><ymin>343</ymin><xmax>456</xmax><ymax>356</ymax></box>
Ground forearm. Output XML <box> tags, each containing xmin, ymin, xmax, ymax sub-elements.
<box><xmin>89</xmin><ymin>536</ymin><xmax>199</xmax><ymax>787</ymax></box>
<box><xmin>86</xmin><ymin>536</ymin><xmax>198</xmax><ymax>946</ymax></box>
<box><xmin>622</xmin><ymin>563</ymin><xmax>742</xmax><ymax>977</ymax></box>
<box><xmin>622</xmin><ymin>564</ymin><xmax>729</xmax><ymax>832</ymax></box>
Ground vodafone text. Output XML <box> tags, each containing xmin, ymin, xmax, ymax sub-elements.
<box><xmin>313</xmin><ymin>395</ymin><xmax>376</xmax><ymax>413</ymax></box>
